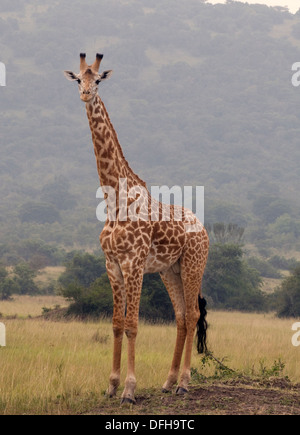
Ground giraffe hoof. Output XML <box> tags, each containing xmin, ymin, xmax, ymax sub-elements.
<box><xmin>162</xmin><ymin>388</ymin><xmax>171</xmax><ymax>394</ymax></box>
<box><xmin>120</xmin><ymin>397</ymin><xmax>136</xmax><ymax>406</ymax></box>
<box><xmin>176</xmin><ymin>386</ymin><xmax>188</xmax><ymax>396</ymax></box>
<box><xmin>106</xmin><ymin>387</ymin><xmax>118</xmax><ymax>398</ymax></box>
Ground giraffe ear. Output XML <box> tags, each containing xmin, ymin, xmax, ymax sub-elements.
<box><xmin>64</xmin><ymin>71</ymin><xmax>80</xmax><ymax>82</ymax></box>
<box><xmin>98</xmin><ymin>70</ymin><xmax>113</xmax><ymax>82</ymax></box>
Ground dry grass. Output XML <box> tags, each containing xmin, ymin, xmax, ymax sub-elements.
<box><xmin>36</xmin><ymin>266</ymin><xmax>65</xmax><ymax>284</ymax></box>
<box><xmin>203</xmin><ymin>311</ymin><xmax>300</xmax><ymax>381</ymax></box>
<box><xmin>0</xmin><ymin>298</ymin><xmax>299</xmax><ymax>414</ymax></box>
<box><xmin>0</xmin><ymin>319</ymin><xmax>112</xmax><ymax>414</ymax></box>
<box><xmin>261</xmin><ymin>277</ymin><xmax>282</xmax><ymax>294</ymax></box>
<box><xmin>0</xmin><ymin>295</ymin><xmax>68</xmax><ymax>318</ymax></box>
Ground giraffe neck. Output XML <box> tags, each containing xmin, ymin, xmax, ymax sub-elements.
<box><xmin>85</xmin><ymin>95</ymin><xmax>147</xmax><ymax>193</ymax></box>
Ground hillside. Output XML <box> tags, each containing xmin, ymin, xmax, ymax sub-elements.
<box><xmin>1</xmin><ymin>0</ymin><xmax>300</xmax><ymax>254</ymax></box>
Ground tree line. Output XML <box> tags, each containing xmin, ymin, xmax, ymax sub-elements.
<box><xmin>2</xmin><ymin>227</ymin><xmax>299</xmax><ymax>319</ymax></box>
<box><xmin>56</xmin><ymin>245</ymin><xmax>300</xmax><ymax>319</ymax></box>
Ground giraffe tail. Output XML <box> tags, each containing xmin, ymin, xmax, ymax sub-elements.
<box><xmin>196</xmin><ymin>295</ymin><xmax>208</xmax><ymax>354</ymax></box>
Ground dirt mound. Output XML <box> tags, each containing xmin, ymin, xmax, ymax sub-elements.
<box><xmin>89</xmin><ymin>378</ymin><xmax>300</xmax><ymax>415</ymax></box>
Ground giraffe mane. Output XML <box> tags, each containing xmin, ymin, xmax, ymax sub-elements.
<box><xmin>100</xmin><ymin>99</ymin><xmax>148</xmax><ymax>190</ymax></box>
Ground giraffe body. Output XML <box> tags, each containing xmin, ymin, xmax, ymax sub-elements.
<box><xmin>64</xmin><ymin>54</ymin><xmax>209</xmax><ymax>403</ymax></box>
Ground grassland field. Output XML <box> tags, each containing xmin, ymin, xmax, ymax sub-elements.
<box><xmin>0</xmin><ymin>295</ymin><xmax>299</xmax><ymax>414</ymax></box>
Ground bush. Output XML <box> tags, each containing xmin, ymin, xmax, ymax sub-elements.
<box><xmin>58</xmin><ymin>252</ymin><xmax>175</xmax><ymax>320</ymax></box>
<box><xmin>269</xmin><ymin>255</ymin><xmax>299</xmax><ymax>271</ymax></box>
<box><xmin>63</xmin><ymin>274</ymin><xmax>113</xmax><ymax>318</ymax></box>
<box><xmin>275</xmin><ymin>265</ymin><xmax>300</xmax><ymax>318</ymax></box>
<box><xmin>60</xmin><ymin>265</ymin><xmax>175</xmax><ymax>321</ymax></box>
<box><xmin>247</xmin><ymin>256</ymin><xmax>281</xmax><ymax>278</ymax></box>
<box><xmin>203</xmin><ymin>244</ymin><xmax>265</xmax><ymax>311</ymax></box>
<box><xmin>0</xmin><ymin>266</ymin><xmax>19</xmax><ymax>300</ymax></box>
<box><xmin>13</xmin><ymin>262</ymin><xmax>39</xmax><ymax>295</ymax></box>
<box><xmin>17</xmin><ymin>239</ymin><xmax>65</xmax><ymax>265</ymax></box>
<box><xmin>0</xmin><ymin>262</ymin><xmax>40</xmax><ymax>298</ymax></box>
<box><xmin>58</xmin><ymin>253</ymin><xmax>106</xmax><ymax>289</ymax></box>
<box><xmin>140</xmin><ymin>273</ymin><xmax>174</xmax><ymax>321</ymax></box>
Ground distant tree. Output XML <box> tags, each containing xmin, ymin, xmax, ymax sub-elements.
<box><xmin>247</xmin><ymin>256</ymin><xmax>282</xmax><ymax>279</ymax></box>
<box><xmin>18</xmin><ymin>202</ymin><xmax>60</xmax><ymax>224</ymax></box>
<box><xmin>28</xmin><ymin>254</ymin><xmax>49</xmax><ymax>271</ymax></box>
<box><xmin>58</xmin><ymin>253</ymin><xmax>106</xmax><ymax>289</ymax></box>
<box><xmin>252</xmin><ymin>196</ymin><xmax>291</xmax><ymax>224</ymax></box>
<box><xmin>269</xmin><ymin>255</ymin><xmax>299</xmax><ymax>271</ymax></box>
<box><xmin>140</xmin><ymin>273</ymin><xmax>174</xmax><ymax>321</ymax></box>
<box><xmin>62</xmin><ymin>274</ymin><xmax>113</xmax><ymax>318</ymax></box>
<box><xmin>206</xmin><ymin>223</ymin><xmax>245</xmax><ymax>245</ymax></box>
<box><xmin>0</xmin><ymin>266</ymin><xmax>19</xmax><ymax>300</ymax></box>
<box><xmin>13</xmin><ymin>263</ymin><xmax>38</xmax><ymax>295</ymax></box>
<box><xmin>16</xmin><ymin>239</ymin><xmax>65</xmax><ymax>267</ymax></box>
<box><xmin>205</xmin><ymin>204</ymin><xmax>247</xmax><ymax>227</ymax></box>
<box><xmin>275</xmin><ymin>265</ymin><xmax>300</xmax><ymax>318</ymax></box>
<box><xmin>59</xmin><ymin>255</ymin><xmax>174</xmax><ymax>320</ymax></box>
<box><xmin>0</xmin><ymin>244</ymin><xmax>9</xmax><ymax>258</ymax></box>
<box><xmin>203</xmin><ymin>244</ymin><xmax>265</xmax><ymax>311</ymax></box>
<box><xmin>267</xmin><ymin>214</ymin><xmax>300</xmax><ymax>237</ymax></box>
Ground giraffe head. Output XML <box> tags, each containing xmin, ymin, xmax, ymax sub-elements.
<box><xmin>64</xmin><ymin>53</ymin><xmax>113</xmax><ymax>102</ymax></box>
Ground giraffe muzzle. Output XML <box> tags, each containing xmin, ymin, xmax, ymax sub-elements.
<box><xmin>80</xmin><ymin>92</ymin><xmax>93</xmax><ymax>102</ymax></box>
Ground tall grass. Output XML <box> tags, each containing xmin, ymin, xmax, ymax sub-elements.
<box><xmin>0</xmin><ymin>319</ymin><xmax>113</xmax><ymax>414</ymax></box>
<box><xmin>201</xmin><ymin>311</ymin><xmax>300</xmax><ymax>380</ymax></box>
<box><xmin>0</xmin><ymin>319</ymin><xmax>178</xmax><ymax>414</ymax></box>
<box><xmin>0</xmin><ymin>304</ymin><xmax>299</xmax><ymax>414</ymax></box>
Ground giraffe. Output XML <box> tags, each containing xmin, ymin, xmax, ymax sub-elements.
<box><xmin>64</xmin><ymin>53</ymin><xmax>209</xmax><ymax>404</ymax></box>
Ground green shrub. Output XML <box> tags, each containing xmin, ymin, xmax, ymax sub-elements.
<box><xmin>203</xmin><ymin>244</ymin><xmax>265</xmax><ymax>311</ymax></box>
<box><xmin>275</xmin><ymin>265</ymin><xmax>300</xmax><ymax>318</ymax></box>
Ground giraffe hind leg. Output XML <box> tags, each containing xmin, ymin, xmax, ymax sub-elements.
<box><xmin>176</xmin><ymin>248</ymin><xmax>208</xmax><ymax>393</ymax></box>
<box><xmin>160</xmin><ymin>265</ymin><xmax>186</xmax><ymax>393</ymax></box>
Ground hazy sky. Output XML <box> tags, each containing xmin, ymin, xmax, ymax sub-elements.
<box><xmin>208</xmin><ymin>0</ymin><xmax>299</xmax><ymax>13</ymax></box>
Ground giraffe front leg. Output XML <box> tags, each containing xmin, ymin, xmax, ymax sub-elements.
<box><xmin>106</xmin><ymin>259</ymin><xmax>126</xmax><ymax>398</ymax></box>
<box><xmin>121</xmin><ymin>325</ymin><xmax>138</xmax><ymax>405</ymax></box>
<box><xmin>107</xmin><ymin>317</ymin><xmax>124</xmax><ymax>398</ymax></box>
<box><xmin>120</xmin><ymin>267</ymin><xmax>144</xmax><ymax>405</ymax></box>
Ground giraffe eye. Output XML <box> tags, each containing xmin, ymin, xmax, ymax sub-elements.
<box><xmin>95</xmin><ymin>79</ymin><xmax>101</xmax><ymax>85</ymax></box>
<box><xmin>77</xmin><ymin>78</ymin><xmax>81</xmax><ymax>84</ymax></box>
